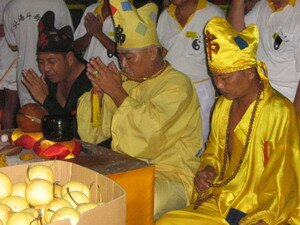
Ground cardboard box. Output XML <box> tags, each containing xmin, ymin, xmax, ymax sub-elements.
<box><xmin>0</xmin><ymin>160</ymin><xmax>126</xmax><ymax>225</ymax></box>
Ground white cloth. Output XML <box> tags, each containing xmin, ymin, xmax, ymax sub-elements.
<box><xmin>0</xmin><ymin>0</ymin><xmax>17</xmax><ymax>90</ymax></box>
<box><xmin>194</xmin><ymin>79</ymin><xmax>216</xmax><ymax>155</ymax></box>
<box><xmin>157</xmin><ymin>3</ymin><xmax>224</xmax><ymax>82</ymax></box>
<box><xmin>245</xmin><ymin>0</ymin><xmax>300</xmax><ymax>101</ymax></box>
<box><xmin>157</xmin><ymin>2</ymin><xmax>223</xmax><ymax>150</ymax></box>
<box><xmin>0</xmin><ymin>68</ymin><xmax>17</xmax><ymax>90</ymax></box>
<box><xmin>3</xmin><ymin>0</ymin><xmax>73</xmax><ymax>106</ymax></box>
<box><xmin>73</xmin><ymin>3</ymin><xmax>119</xmax><ymax>67</ymax></box>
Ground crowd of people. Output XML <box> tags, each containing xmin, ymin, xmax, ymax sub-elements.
<box><xmin>0</xmin><ymin>0</ymin><xmax>299</xmax><ymax>224</ymax></box>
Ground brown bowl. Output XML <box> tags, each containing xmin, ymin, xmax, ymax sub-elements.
<box><xmin>41</xmin><ymin>115</ymin><xmax>77</xmax><ymax>142</ymax></box>
<box><xmin>16</xmin><ymin>103</ymin><xmax>48</xmax><ymax>132</ymax></box>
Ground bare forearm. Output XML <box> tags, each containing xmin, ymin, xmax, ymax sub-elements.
<box><xmin>94</xmin><ymin>32</ymin><xmax>117</xmax><ymax>56</ymax></box>
<box><xmin>108</xmin><ymin>88</ymin><xmax>128</xmax><ymax>107</ymax></box>
<box><xmin>227</xmin><ymin>0</ymin><xmax>246</xmax><ymax>32</ymax></box>
<box><xmin>73</xmin><ymin>33</ymin><xmax>92</xmax><ymax>54</ymax></box>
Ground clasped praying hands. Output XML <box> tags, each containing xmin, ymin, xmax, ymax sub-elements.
<box><xmin>86</xmin><ymin>57</ymin><xmax>128</xmax><ymax>107</ymax></box>
<box><xmin>22</xmin><ymin>69</ymin><xmax>48</xmax><ymax>104</ymax></box>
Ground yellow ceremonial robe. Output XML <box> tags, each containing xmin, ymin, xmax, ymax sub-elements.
<box><xmin>156</xmin><ymin>80</ymin><xmax>300</xmax><ymax>225</ymax></box>
<box><xmin>77</xmin><ymin>65</ymin><xmax>202</xmax><ymax>204</ymax></box>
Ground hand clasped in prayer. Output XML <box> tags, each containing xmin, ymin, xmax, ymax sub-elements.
<box><xmin>86</xmin><ymin>56</ymin><xmax>128</xmax><ymax>107</ymax></box>
<box><xmin>22</xmin><ymin>69</ymin><xmax>49</xmax><ymax>104</ymax></box>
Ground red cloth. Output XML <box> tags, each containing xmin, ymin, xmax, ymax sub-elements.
<box><xmin>33</xmin><ymin>138</ymin><xmax>81</xmax><ymax>159</ymax></box>
<box><xmin>11</xmin><ymin>128</ymin><xmax>43</xmax><ymax>149</ymax></box>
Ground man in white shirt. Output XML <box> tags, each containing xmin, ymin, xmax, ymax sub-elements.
<box><xmin>3</xmin><ymin>0</ymin><xmax>73</xmax><ymax>106</ymax></box>
<box><xmin>157</xmin><ymin>0</ymin><xmax>224</xmax><ymax>154</ymax></box>
<box><xmin>0</xmin><ymin>0</ymin><xmax>19</xmax><ymax>128</ymax></box>
<box><xmin>73</xmin><ymin>0</ymin><xmax>119</xmax><ymax>67</ymax></box>
<box><xmin>227</xmin><ymin>0</ymin><xmax>300</xmax><ymax>114</ymax></box>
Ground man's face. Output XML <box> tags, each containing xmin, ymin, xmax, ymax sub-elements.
<box><xmin>118</xmin><ymin>48</ymin><xmax>152</xmax><ymax>79</ymax></box>
<box><xmin>212</xmin><ymin>70</ymin><xmax>252</xmax><ymax>100</ymax></box>
<box><xmin>37</xmin><ymin>52</ymin><xmax>70</xmax><ymax>83</ymax></box>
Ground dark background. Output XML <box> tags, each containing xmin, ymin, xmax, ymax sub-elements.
<box><xmin>65</xmin><ymin>0</ymin><xmax>166</xmax><ymax>29</ymax></box>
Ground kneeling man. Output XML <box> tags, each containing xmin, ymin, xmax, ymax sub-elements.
<box><xmin>77</xmin><ymin>0</ymin><xmax>202</xmax><ymax>220</ymax></box>
<box><xmin>156</xmin><ymin>17</ymin><xmax>300</xmax><ymax>225</ymax></box>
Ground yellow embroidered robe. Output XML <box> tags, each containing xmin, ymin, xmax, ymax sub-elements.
<box><xmin>77</xmin><ymin>65</ymin><xmax>202</xmax><ymax>202</ymax></box>
<box><xmin>156</xmin><ymin>80</ymin><xmax>300</xmax><ymax>225</ymax></box>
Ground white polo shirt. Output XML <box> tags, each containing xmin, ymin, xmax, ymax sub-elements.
<box><xmin>245</xmin><ymin>0</ymin><xmax>300</xmax><ymax>101</ymax></box>
<box><xmin>157</xmin><ymin>1</ymin><xmax>224</xmax><ymax>82</ymax></box>
<box><xmin>74</xmin><ymin>3</ymin><xmax>119</xmax><ymax>67</ymax></box>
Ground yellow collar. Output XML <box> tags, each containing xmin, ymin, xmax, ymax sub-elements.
<box><xmin>267</xmin><ymin>0</ymin><xmax>296</xmax><ymax>12</ymax></box>
<box><xmin>167</xmin><ymin>0</ymin><xmax>207</xmax><ymax>29</ymax></box>
<box><xmin>94</xmin><ymin>0</ymin><xmax>104</xmax><ymax>21</ymax></box>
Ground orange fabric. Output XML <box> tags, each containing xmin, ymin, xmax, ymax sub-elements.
<box><xmin>108</xmin><ymin>165</ymin><xmax>155</xmax><ymax>225</ymax></box>
<box><xmin>11</xmin><ymin>128</ymin><xmax>43</xmax><ymax>149</ymax></box>
<box><xmin>33</xmin><ymin>138</ymin><xmax>82</xmax><ymax>159</ymax></box>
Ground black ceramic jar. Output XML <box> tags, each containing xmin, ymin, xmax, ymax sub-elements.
<box><xmin>41</xmin><ymin>115</ymin><xmax>77</xmax><ymax>142</ymax></box>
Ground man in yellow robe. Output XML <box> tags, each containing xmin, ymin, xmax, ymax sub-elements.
<box><xmin>156</xmin><ymin>17</ymin><xmax>300</xmax><ymax>225</ymax></box>
<box><xmin>76</xmin><ymin>0</ymin><xmax>202</xmax><ymax>220</ymax></box>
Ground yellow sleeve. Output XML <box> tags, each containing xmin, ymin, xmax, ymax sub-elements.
<box><xmin>111</xmin><ymin>78</ymin><xmax>201</xmax><ymax>160</ymax></box>
<box><xmin>76</xmin><ymin>91</ymin><xmax>116</xmax><ymax>144</ymax></box>
<box><xmin>240</xmin><ymin>105</ymin><xmax>300</xmax><ymax>225</ymax></box>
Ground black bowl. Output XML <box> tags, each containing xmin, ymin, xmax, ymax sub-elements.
<box><xmin>41</xmin><ymin>115</ymin><xmax>77</xmax><ymax>142</ymax></box>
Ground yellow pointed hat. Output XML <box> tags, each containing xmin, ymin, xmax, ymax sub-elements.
<box><xmin>109</xmin><ymin>0</ymin><xmax>159</xmax><ymax>50</ymax></box>
<box><xmin>204</xmin><ymin>17</ymin><xmax>259</xmax><ymax>74</ymax></box>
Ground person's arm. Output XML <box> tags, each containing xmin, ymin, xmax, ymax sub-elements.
<box><xmin>77</xmin><ymin>58</ymin><xmax>120</xmax><ymax>144</ymax></box>
<box><xmin>194</xmin><ymin>166</ymin><xmax>217</xmax><ymax>194</ymax></box>
<box><xmin>85</xmin><ymin>13</ymin><xmax>117</xmax><ymax>56</ymax></box>
<box><xmin>73</xmin><ymin>33</ymin><xmax>92</xmax><ymax>54</ymax></box>
<box><xmin>227</xmin><ymin>0</ymin><xmax>246</xmax><ymax>32</ymax></box>
<box><xmin>77</xmin><ymin>84</ymin><xmax>115</xmax><ymax>144</ymax></box>
<box><xmin>22</xmin><ymin>69</ymin><xmax>48</xmax><ymax>104</ymax></box>
<box><xmin>87</xmin><ymin>57</ymin><xmax>127</xmax><ymax>107</ymax></box>
<box><xmin>93</xmin><ymin>29</ymin><xmax>117</xmax><ymax>56</ymax></box>
<box><xmin>108</xmin><ymin>71</ymin><xmax>201</xmax><ymax>159</ymax></box>
<box><xmin>22</xmin><ymin>69</ymin><xmax>67</xmax><ymax>114</ymax></box>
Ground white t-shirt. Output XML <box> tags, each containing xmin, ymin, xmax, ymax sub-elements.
<box><xmin>3</xmin><ymin>0</ymin><xmax>73</xmax><ymax>105</ymax></box>
<box><xmin>0</xmin><ymin>0</ymin><xmax>17</xmax><ymax>90</ymax></box>
<box><xmin>157</xmin><ymin>2</ymin><xmax>224</xmax><ymax>82</ymax></box>
<box><xmin>74</xmin><ymin>3</ymin><xmax>119</xmax><ymax>67</ymax></box>
<box><xmin>0</xmin><ymin>0</ymin><xmax>16</xmax><ymax>70</ymax></box>
<box><xmin>245</xmin><ymin>0</ymin><xmax>300</xmax><ymax>101</ymax></box>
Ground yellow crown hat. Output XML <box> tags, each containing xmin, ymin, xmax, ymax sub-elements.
<box><xmin>109</xmin><ymin>0</ymin><xmax>159</xmax><ymax>50</ymax></box>
<box><xmin>205</xmin><ymin>17</ymin><xmax>260</xmax><ymax>75</ymax></box>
